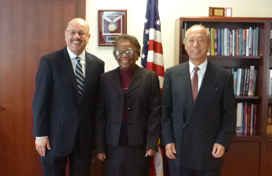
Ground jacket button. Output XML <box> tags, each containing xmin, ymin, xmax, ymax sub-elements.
<box><xmin>200</xmin><ymin>131</ymin><xmax>203</xmax><ymax>134</ymax></box>
<box><xmin>127</xmin><ymin>107</ymin><xmax>131</xmax><ymax>111</ymax></box>
<box><xmin>128</xmin><ymin>121</ymin><xmax>133</xmax><ymax>124</ymax></box>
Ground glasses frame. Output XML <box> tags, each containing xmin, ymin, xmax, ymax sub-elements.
<box><xmin>66</xmin><ymin>30</ymin><xmax>89</xmax><ymax>36</ymax></box>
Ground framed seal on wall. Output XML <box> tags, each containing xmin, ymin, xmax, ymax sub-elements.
<box><xmin>98</xmin><ymin>10</ymin><xmax>127</xmax><ymax>46</ymax></box>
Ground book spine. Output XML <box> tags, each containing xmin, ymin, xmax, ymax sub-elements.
<box><xmin>236</xmin><ymin>29</ymin><xmax>239</xmax><ymax>56</ymax></box>
<box><xmin>230</xmin><ymin>30</ymin><xmax>233</xmax><ymax>56</ymax></box>
<box><xmin>242</xmin><ymin>29</ymin><xmax>247</xmax><ymax>56</ymax></box>
<box><xmin>211</xmin><ymin>28</ymin><xmax>214</xmax><ymax>56</ymax></box>
<box><xmin>217</xmin><ymin>28</ymin><xmax>221</xmax><ymax>56</ymax></box>
<box><xmin>236</xmin><ymin>102</ymin><xmax>243</xmax><ymax>134</ymax></box>
<box><xmin>221</xmin><ymin>29</ymin><xmax>225</xmax><ymax>56</ymax></box>
<box><xmin>239</xmin><ymin>28</ymin><xmax>243</xmax><ymax>56</ymax></box>
<box><xmin>246</xmin><ymin>28</ymin><xmax>250</xmax><ymax>56</ymax></box>
<box><xmin>248</xmin><ymin>66</ymin><xmax>255</xmax><ymax>96</ymax></box>
<box><xmin>214</xmin><ymin>28</ymin><xmax>218</xmax><ymax>56</ymax></box>
<box><xmin>232</xmin><ymin>29</ymin><xmax>236</xmax><ymax>56</ymax></box>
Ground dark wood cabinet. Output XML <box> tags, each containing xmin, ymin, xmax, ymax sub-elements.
<box><xmin>174</xmin><ymin>17</ymin><xmax>272</xmax><ymax>176</ymax></box>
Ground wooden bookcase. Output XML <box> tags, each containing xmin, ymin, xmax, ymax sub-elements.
<box><xmin>174</xmin><ymin>17</ymin><xmax>272</xmax><ymax>176</ymax></box>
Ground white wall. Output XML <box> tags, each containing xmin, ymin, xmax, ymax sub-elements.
<box><xmin>86</xmin><ymin>0</ymin><xmax>272</xmax><ymax>72</ymax></box>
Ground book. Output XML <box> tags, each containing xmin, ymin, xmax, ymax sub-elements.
<box><xmin>211</xmin><ymin>28</ymin><xmax>214</xmax><ymax>56</ymax></box>
<box><xmin>248</xmin><ymin>66</ymin><xmax>255</xmax><ymax>96</ymax></box>
<box><xmin>217</xmin><ymin>28</ymin><xmax>221</xmax><ymax>56</ymax></box>
<box><xmin>236</xmin><ymin>102</ymin><xmax>243</xmax><ymax>134</ymax></box>
<box><xmin>214</xmin><ymin>28</ymin><xmax>218</xmax><ymax>56</ymax></box>
<box><xmin>239</xmin><ymin>28</ymin><xmax>243</xmax><ymax>56</ymax></box>
<box><xmin>236</xmin><ymin>29</ymin><xmax>239</xmax><ymax>56</ymax></box>
<box><xmin>242</xmin><ymin>29</ymin><xmax>247</xmax><ymax>56</ymax></box>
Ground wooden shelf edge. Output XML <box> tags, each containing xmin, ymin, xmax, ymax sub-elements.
<box><xmin>233</xmin><ymin>135</ymin><xmax>261</xmax><ymax>142</ymax></box>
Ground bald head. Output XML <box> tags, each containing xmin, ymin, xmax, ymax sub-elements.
<box><xmin>183</xmin><ymin>25</ymin><xmax>210</xmax><ymax>44</ymax></box>
<box><xmin>66</xmin><ymin>18</ymin><xmax>89</xmax><ymax>33</ymax></box>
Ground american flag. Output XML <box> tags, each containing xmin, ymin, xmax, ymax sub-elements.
<box><xmin>141</xmin><ymin>0</ymin><xmax>164</xmax><ymax>176</ymax></box>
<box><xmin>141</xmin><ymin>0</ymin><xmax>165</xmax><ymax>89</ymax></box>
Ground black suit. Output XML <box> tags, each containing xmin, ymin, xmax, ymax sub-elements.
<box><xmin>33</xmin><ymin>47</ymin><xmax>104</xmax><ymax>175</ymax></box>
<box><xmin>95</xmin><ymin>65</ymin><xmax>161</xmax><ymax>176</ymax></box>
<box><xmin>161</xmin><ymin>61</ymin><xmax>236</xmax><ymax>174</ymax></box>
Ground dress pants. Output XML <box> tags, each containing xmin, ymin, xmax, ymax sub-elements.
<box><xmin>169</xmin><ymin>164</ymin><xmax>221</xmax><ymax>176</ymax></box>
<box><xmin>40</xmin><ymin>132</ymin><xmax>92</xmax><ymax>176</ymax></box>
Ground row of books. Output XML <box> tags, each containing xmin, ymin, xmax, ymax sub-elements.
<box><xmin>236</xmin><ymin>102</ymin><xmax>257</xmax><ymax>134</ymax></box>
<box><xmin>207</xmin><ymin>27</ymin><xmax>259</xmax><ymax>57</ymax></box>
<box><xmin>230</xmin><ymin>66</ymin><xmax>257</xmax><ymax>96</ymax></box>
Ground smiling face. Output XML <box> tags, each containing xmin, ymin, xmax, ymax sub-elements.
<box><xmin>65</xmin><ymin>18</ymin><xmax>90</xmax><ymax>56</ymax></box>
<box><xmin>184</xmin><ymin>25</ymin><xmax>211</xmax><ymax>66</ymax></box>
<box><xmin>115</xmin><ymin>40</ymin><xmax>138</xmax><ymax>71</ymax></box>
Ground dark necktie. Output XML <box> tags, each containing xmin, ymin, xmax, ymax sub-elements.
<box><xmin>191</xmin><ymin>67</ymin><xmax>199</xmax><ymax>102</ymax></box>
<box><xmin>75</xmin><ymin>57</ymin><xmax>84</xmax><ymax>98</ymax></box>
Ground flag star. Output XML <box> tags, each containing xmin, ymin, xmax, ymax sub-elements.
<box><xmin>141</xmin><ymin>53</ymin><xmax>146</xmax><ymax>59</ymax></box>
<box><xmin>145</xmin><ymin>18</ymin><xmax>148</xmax><ymax>23</ymax></box>
<box><xmin>145</xmin><ymin>29</ymin><xmax>149</xmax><ymax>34</ymax></box>
<box><xmin>156</xmin><ymin>20</ymin><xmax>160</xmax><ymax>25</ymax></box>
<box><xmin>147</xmin><ymin>41</ymin><xmax>149</xmax><ymax>45</ymax></box>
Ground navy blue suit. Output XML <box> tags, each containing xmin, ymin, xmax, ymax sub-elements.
<box><xmin>33</xmin><ymin>47</ymin><xmax>104</xmax><ymax>175</ymax></box>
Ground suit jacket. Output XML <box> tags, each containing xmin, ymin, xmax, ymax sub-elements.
<box><xmin>95</xmin><ymin>65</ymin><xmax>161</xmax><ymax>153</ymax></box>
<box><xmin>33</xmin><ymin>47</ymin><xmax>104</xmax><ymax>157</ymax></box>
<box><xmin>161</xmin><ymin>60</ymin><xmax>236</xmax><ymax>170</ymax></box>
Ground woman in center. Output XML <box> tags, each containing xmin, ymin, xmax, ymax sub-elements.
<box><xmin>95</xmin><ymin>34</ymin><xmax>161</xmax><ymax>176</ymax></box>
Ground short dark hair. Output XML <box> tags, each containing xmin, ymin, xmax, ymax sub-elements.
<box><xmin>113</xmin><ymin>34</ymin><xmax>141</xmax><ymax>57</ymax></box>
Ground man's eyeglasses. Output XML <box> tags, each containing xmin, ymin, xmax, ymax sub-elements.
<box><xmin>115</xmin><ymin>50</ymin><xmax>134</xmax><ymax>56</ymax></box>
<box><xmin>66</xmin><ymin>30</ymin><xmax>88</xmax><ymax>36</ymax></box>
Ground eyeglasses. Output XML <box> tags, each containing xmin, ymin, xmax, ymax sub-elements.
<box><xmin>66</xmin><ymin>30</ymin><xmax>88</xmax><ymax>36</ymax></box>
<box><xmin>115</xmin><ymin>50</ymin><xmax>134</xmax><ymax>56</ymax></box>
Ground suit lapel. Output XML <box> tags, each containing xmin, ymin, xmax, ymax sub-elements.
<box><xmin>184</xmin><ymin>61</ymin><xmax>219</xmax><ymax>127</ymax></box>
<box><xmin>83</xmin><ymin>53</ymin><xmax>94</xmax><ymax>95</ymax></box>
<box><xmin>111</xmin><ymin>68</ymin><xmax>123</xmax><ymax>95</ymax></box>
<box><xmin>60</xmin><ymin>48</ymin><xmax>78</xmax><ymax>92</ymax></box>
<box><xmin>126</xmin><ymin>65</ymin><xmax>142</xmax><ymax>94</ymax></box>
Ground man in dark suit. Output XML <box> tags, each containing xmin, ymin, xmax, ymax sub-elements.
<box><xmin>33</xmin><ymin>18</ymin><xmax>104</xmax><ymax>176</ymax></box>
<box><xmin>161</xmin><ymin>25</ymin><xmax>236</xmax><ymax>176</ymax></box>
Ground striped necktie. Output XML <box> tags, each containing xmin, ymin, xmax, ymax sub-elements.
<box><xmin>75</xmin><ymin>57</ymin><xmax>84</xmax><ymax>98</ymax></box>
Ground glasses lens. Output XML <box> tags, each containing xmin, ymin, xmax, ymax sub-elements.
<box><xmin>67</xmin><ymin>30</ymin><xmax>86</xmax><ymax>36</ymax></box>
<box><xmin>125</xmin><ymin>50</ymin><xmax>134</xmax><ymax>55</ymax></box>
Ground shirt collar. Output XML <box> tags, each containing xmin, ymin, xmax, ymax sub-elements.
<box><xmin>189</xmin><ymin>59</ymin><xmax>208</xmax><ymax>74</ymax></box>
<box><xmin>66</xmin><ymin>46</ymin><xmax>86</xmax><ymax>60</ymax></box>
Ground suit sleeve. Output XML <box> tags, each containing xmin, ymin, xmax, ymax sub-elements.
<box><xmin>145</xmin><ymin>72</ymin><xmax>161</xmax><ymax>150</ymax></box>
<box><xmin>32</xmin><ymin>57</ymin><xmax>52</xmax><ymax>137</ymax></box>
<box><xmin>215</xmin><ymin>72</ymin><xmax>236</xmax><ymax>151</ymax></box>
<box><xmin>95</xmin><ymin>75</ymin><xmax>106</xmax><ymax>154</ymax></box>
<box><xmin>160</xmin><ymin>69</ymin><xmax>175</xmax><ymax>146</ymax></box>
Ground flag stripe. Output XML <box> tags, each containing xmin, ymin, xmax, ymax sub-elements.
<box><xmin>148</xmin><ymin>40</ymin><xmax>163</xmax><ymax>54</ymax></box>
<box><xmin>146</xmin><ymin>62</ymin><xmax>165</xmax><ymax>77</ymax></box>
<box><xmin>147</xmin><ymin>51</ymin><xmax>164</xmax><ymax>66</ymax></box>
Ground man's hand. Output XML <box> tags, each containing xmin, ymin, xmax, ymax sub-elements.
<box><xmin>96</xmin><ymin>153</ymin><xmax>106</xmax><ymax>161</ymax></box>
<box><xmin>145</xmin><ymin>149</ymin><xmax>156</xmax><ymax>157</ymax></box>
<box><xmin>35</xmin><ymin>137</ymin><xmax>51</xmax><ymax>156</ymax></box>
<box><xmin>212</xmin><ymin>143</ymin><xmax>225</xmax><ymax>158</ymax></box>
<box><xmin>165</xmin><ymin>143</ymin><xmax>176</xmax><ymax>159</ymax></box>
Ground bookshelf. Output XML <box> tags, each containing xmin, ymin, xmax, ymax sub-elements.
<box><xmin>174</xmin><ymin>17</ymin><xmax>272</xmax><ymax>176</ymax></box>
